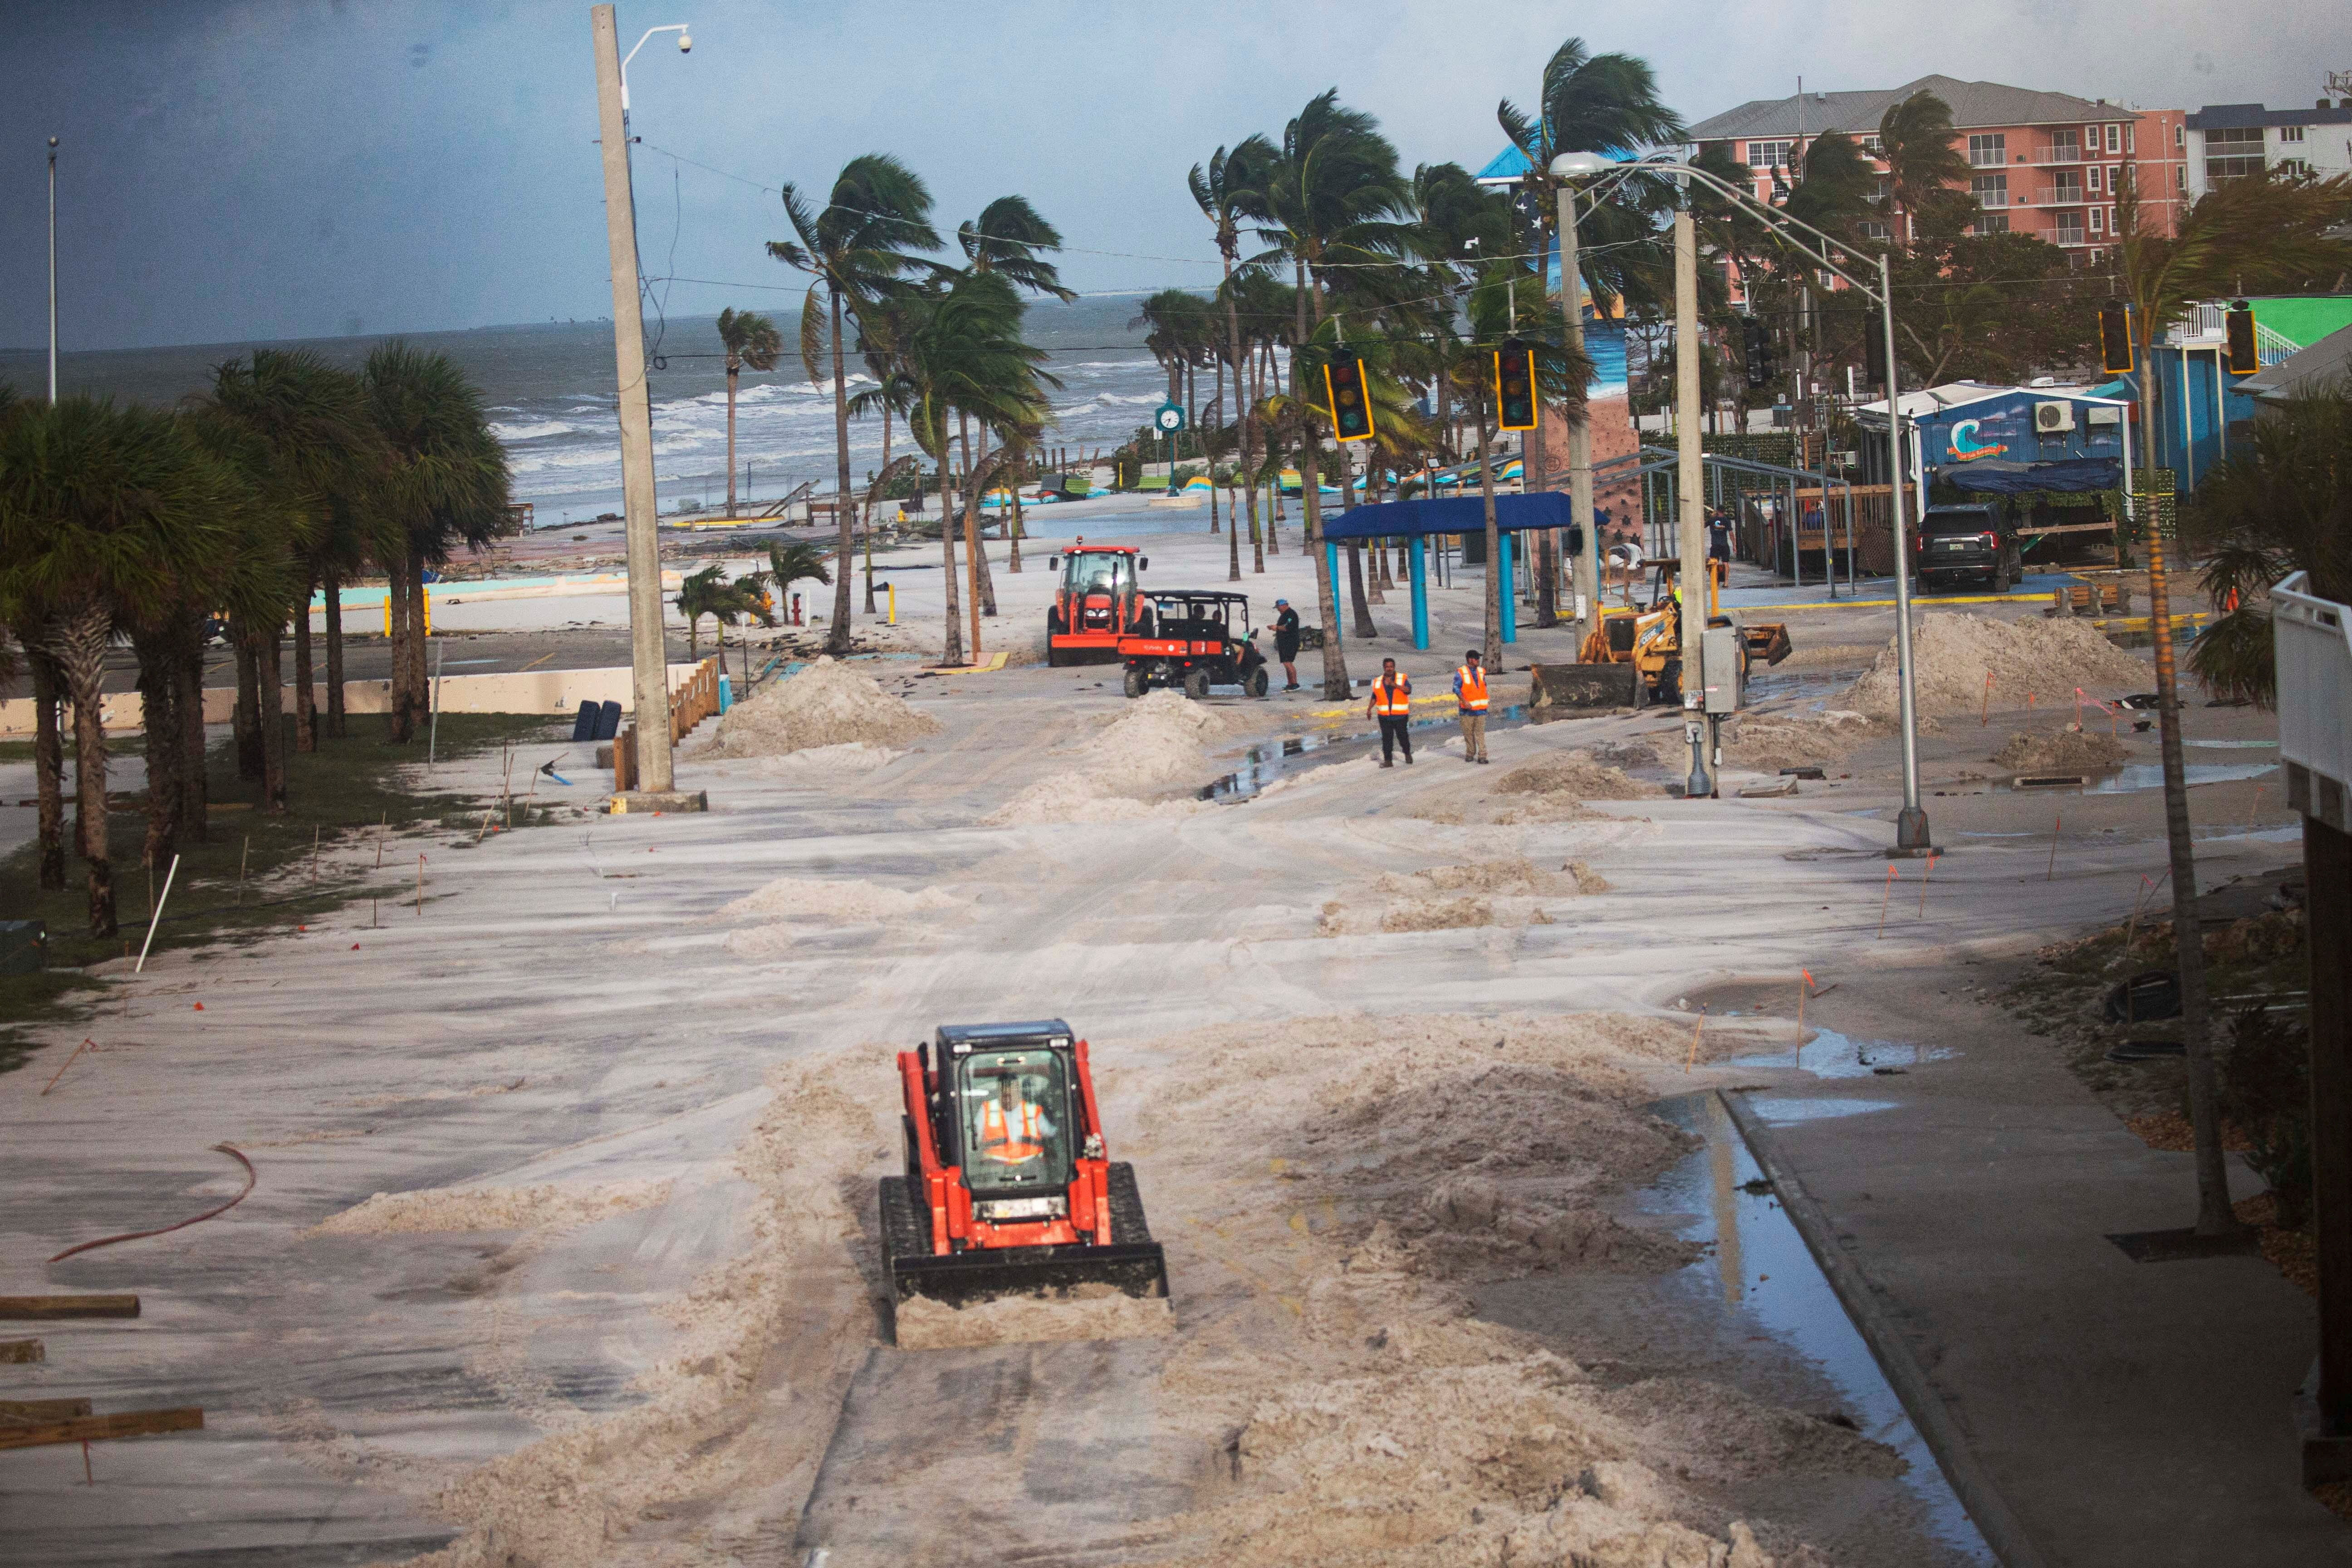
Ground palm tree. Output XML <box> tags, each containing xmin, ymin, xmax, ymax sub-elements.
<box><xmin>769</xmin><ymin>155</ymin><xmax>941</xmax><ymax>653</ymax></box>
<box><xmin>1877</xmin><ymin>91</ymin><xmax>1975</xmax><ymax>247</ymax></box>
<box><xmin>363</xmin><ymin>343</ymin><xmax>512</xmax><ymax>744</ymax></box>
<box><xmin>1194</xmin><ymin>137</ymin><xmax>1277</xmax><ymax>584</ymax></box>
<box><xmin>1241</xmin><ymin>90</ymin><xmax>1416</xmax><ymax>696</ymax></box>
<box><xmin>766</xmin><ymin>537</ymin><xmax>835</xmax><ymax>631</ymax></box>
<box><xmin>959</xmin><ymin>196</ymin><xmax>1078</xmax><ymax>301</ymax></box>
<box><xmin>676</xmin><ymin>563</ymin><xmax>770</xmax><ymax>663</ymax></box>
<box><xmin>2107</xmin><ymin>167</ymin><xmax>2352</xmax><ymax>1237</ymax></box>
<box><xmin>716</xmin><ymin>308</ymin><xmax>783</xmax><ymax>519</ymax></box>
<box><xmin>0</xmin><ymin>397</ymin><xmax>242</xmax><ymax>937</ymax></box>
<box><xmin>865</xmin><ymin>270</ymin><xmax>1052</xmax><ymax>665</ymax></box>
<box><xmin>1498</xmin><ymin>38</ymin><xmax>1685</xmax><ymax>624</ymax></box>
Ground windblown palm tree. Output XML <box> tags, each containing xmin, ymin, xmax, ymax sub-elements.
<box><xmin>769</xmin><ymin>155</ymin><xmax>941</xmax><ymax>653</ymax></box>
<box><xmin>959</xmin><ymin>196</ymin><xmax>1078</xmax><ymax>302</ymax></box>
<box><xmin>0</xmin><ymin>397</ymin><xmax>244</xmax><ymax>936</ymax></box>
<box><xmin>1240</xmin><ymin>89</ymin><xmax>1416</xmax><ymax>696</ymax></box>
<box><xmin>717</xmin><ymin>307</ymin><xmax>783</xmax><ymax>518</ymax></box>
<box><xmin>363</xmin><ymin>343</ymin><xmax>512</xmax><ymax>744</ymax></box>
<box><xmin>766</xmin><ymin>537</ymin><xmax>835</xmax><ymax>630</ymax></box>
<box><xmin>1194</xmin><ymin>136</ymin><xmax>1277</xmax><ymax>583</ymax></box>
<box><xmin>1876</xmin><ymin>91</ymin><xmax>1975</xmax><ymax>246</ymax></box>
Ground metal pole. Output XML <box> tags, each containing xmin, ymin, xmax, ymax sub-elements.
<box><xmin>1882</xmin><ymin>252</ymin><xmax>1928</xmax><ymax>852</ymax></box>
<box><xmin>591</xmin><ymin>5</ymin><xmax>677</xmax><ymax>795</ymax></box>
<box><xmin>47</xmin><ymin>137</ymin><xmax>59</xmax><ymax>403</ymax></box>
<box><xmin>1675</xmin><ymin>204</ymin><xmax>1710</xmax><ymax>799</ymax></box>
<box><xmin>1557</xmin><ymin>180</ymin><xmax>1599</xmax><ymax>634</ymax></box>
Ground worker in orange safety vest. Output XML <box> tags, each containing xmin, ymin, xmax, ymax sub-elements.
<box><xmin>1366</xmin><ymin>657</ymin><xmax>1414</xmax><ymax>767</ymax></box>
<box><xmin>1453</xmin><ymin>648</ymin><xmax>1490</xmax><ymax>764</ymax></box>
<box><xmin>976</xmin><ymin>1075</ymin><xmax>1054</xmax><ymax>1165</ymax></box>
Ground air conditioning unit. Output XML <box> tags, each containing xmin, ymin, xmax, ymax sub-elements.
<box><xmin>2034</xmin><ymin>401</ymin><xmax>2076</xmax><ymax>433</ymax></box>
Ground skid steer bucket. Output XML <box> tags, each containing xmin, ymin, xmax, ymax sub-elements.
<box><xmin>887</xmin><ymin>1240</ymin><xmax>1171</xmax><ymax>1313</ymax></box>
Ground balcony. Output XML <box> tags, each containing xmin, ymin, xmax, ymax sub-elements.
<box><xmin>2032</xmin><ymin>144</ymin><xmax>2085</xmax><ymax>165</ymax></box>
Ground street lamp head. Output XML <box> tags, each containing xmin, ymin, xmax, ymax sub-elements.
<box><xmin>677</xmin><ymin>31</ymin><xmax>691</xmax><ymax>51</ymax></box>
<box><xmin>49</xmin><ymin>136</ymin><xmax>59</xmax><ymax>148</ymax></box>
<box><xmin>1548</xmin><ymin>151</ymin><xmax>1617</xmax><ymax>180</ymax></box>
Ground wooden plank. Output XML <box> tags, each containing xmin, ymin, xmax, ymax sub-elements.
<box><xmin>0</xmin><ymin>1294</ymin><xmax>139</xmax><ymax>1321</ymax></box>
<box><xmin>0</xmin><ymin>1339</ymin><xmax>43</xmax><ymax>1363</ymax></box>
<box><xmin>0</xmin><ymin>1406</ymin><xmax>202</xmax><ymax>1451</ymax></box>
<box><xmin>0</xmin><ymin>1398</ymin><xmax>94</xmax><ymax>1420</ymax></box>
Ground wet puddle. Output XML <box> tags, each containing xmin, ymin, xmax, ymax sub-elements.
<box><xmin>1988</xmin><ymin>761</ymin><xmax>2277</xmax><ymax>795</ymax></box>
<box><xmin>1641</xmin><ymin>1092</ymin><xmax>1995</xmax><ymax>1562</ymax></box>
<box><xmin>1729</xmin><ymin>1026</ymin><xmax>1955</xmax><ymax>1081</ymax></box>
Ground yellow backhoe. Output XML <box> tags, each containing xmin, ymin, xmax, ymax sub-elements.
<box><xmin>1577</xmin><ymin>561</ymin><xmax>1791</xmax><ymax>706</ymax></box>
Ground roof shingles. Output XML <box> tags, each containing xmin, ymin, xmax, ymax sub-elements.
<box><xmin>1687</xmin><ymin>74</ymin><xmax>2142</xmax><ymax>143</ymax></box>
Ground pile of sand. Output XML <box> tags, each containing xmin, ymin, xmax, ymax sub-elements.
<box><xmin>893</xmin><ymin>1285</ymin><xmax>1176</xmax><ymax>1351</ymax></box>
<box><xmin>1493</xmin><ymin>750</ymin><xmax>1662</xmax><ymax>800</ymax></box>
<box><xmin>410</xmin><ymin>1049</ymin><xmax>891</xmax><ymax>1568</ymax></box>
<box><xmin>1719</xmin><ymin>710</ymin><xmax>1886</xmax><ymax>771</ymax></box>
<box><xmin>1847</xmin><ymin>613</ymin><xmax>2148</xmax><ymax>719</ymax></box>
<box><xmin>985</xmin><ymin>691</ymin><xmax>1235</xmax><ymax>825</ymax></box>
<box><xmin>1992</xmin><ymin>728</ymin><xmax>2132</xmax><ymax>771</ymax></box>
<box><xmin>1102</xmin><ymin>1011</ymin><xmax>1857</xmax><ymax>1566</ymax></box>
<box><xmin>706</xmin><ymin>657</ymin><xmax>941</xmax><ymax>757</ymax></box>
<box><xmin>719</xmin><ymin>875</ymin><xmax>956</xmax><ymax>926</ymax></box>
<box><xmin>1373</xmin><ymin>857</ymin><xmax>1545</xmax><ymax>896</ymax></box>
<box><xmin>308</xmin><ymin>1179</ymin><xmax>671</xmax><ymax>1237</ymax></box>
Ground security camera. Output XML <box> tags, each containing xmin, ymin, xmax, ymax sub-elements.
<box><xmin>677</xmin><ymin>32</ymin><xmax>691</xmax><ymax>51</ymax></box>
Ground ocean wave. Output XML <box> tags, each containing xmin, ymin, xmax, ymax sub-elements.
<box><xmin>490</xmin><ymin>419</ymin><xmax>579</xmax><ymax>441</ymax></box>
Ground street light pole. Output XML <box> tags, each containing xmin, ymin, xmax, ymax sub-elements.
<box><xmin>47</xmin><ymin>137</ymin><xmax>59</xmax><ymax>404</ymax></box>
<box><xmin>1556</xmin><ymin>175</ymin><xmax>1599</xmax><ymax>632</ymax></box>
<box><xmin>1881</xmin><ymin>250</ymin><xmax>1927</xmax><ymax>852</ymax></box>
<box><xmin>590</xmin><ymin>6</ymin><xmax>687</xmax><ymax>804</ymax></box>
<box><xmin>1673</xmin><ymin>201</ymin><xmax>1710</xmax><ymax>800</ymax></box>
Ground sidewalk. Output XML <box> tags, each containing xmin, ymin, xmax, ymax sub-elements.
<box><xmin>1752</xmin><ymin>960</ymin><xmax>2350</xmax><ymax>1566</ymax></box>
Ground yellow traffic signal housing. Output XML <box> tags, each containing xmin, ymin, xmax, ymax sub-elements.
<box><xmin>2225</xmin><ymin>301</ymin><xmax>2259</xmax><ymax>376</ymax></box>
<box><xmin>1495</xmin><ymin>339</ymin><xmax>1538</xmax><ymax>431</ymax></box>
<box><xmin>2098</xmin><ymin>302</ymin><xmax>2135</xmax><ymax>375</ymax></box>
<box><xmin>1324</xmin><ymin>357</ymin><xmax>1375</xmax><ymax>442</ymax></box>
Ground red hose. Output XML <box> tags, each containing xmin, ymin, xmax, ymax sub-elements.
<box><xmin>48</xmin><ymin>1145</ymin><xmax>256</xmax><ymax>1264</ymax></box>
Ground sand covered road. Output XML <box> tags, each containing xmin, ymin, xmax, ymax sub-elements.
<box><xmin>0</xmin><ymin>590</ymin><xmax>2295</xmax><ymax>1566</ymax></box>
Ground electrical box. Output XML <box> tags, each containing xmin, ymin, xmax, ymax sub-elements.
<box><xmin>1701</xmin><ymin>627</ymin><xmax>1745</xmax><ymax>715</ymax></box>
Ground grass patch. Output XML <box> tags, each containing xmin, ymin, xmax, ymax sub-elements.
<box><xmin>0</xmin><ymin>712</ymin><xmax>572</xmax><ymax>1065</ymax></box>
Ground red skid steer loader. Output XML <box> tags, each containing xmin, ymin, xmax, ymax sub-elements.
<box><xmin>882</xmin><ymin>1020</ymin><xmax>1169</xmax><ymax>1334</ymax></box>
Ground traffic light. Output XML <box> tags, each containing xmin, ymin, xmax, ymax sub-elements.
<box><xmin>1323</xmin><ymin>356</ymin><xmax>1375</xmax><ymax>442</ymax></box>
<box><xmin>2225</xmin><ymin>300</ymin><xmax>2259</xmax><ymax>376</ymax></box>
<box><xmin>1742</xmin><ymin>316</ymin><xmax>1775</xmax><ymax>389</ymax></box>
<box><xmin>1494</xmin><ymin>338</ymin><xmax>1538</xmax><ymax>431</ymax></box>
<box><xmin>2098</xmin><ymin>301</ymin><xmax>2135</xmax><ymax>374</ymax></box>
<box><xmin>1863</xmin><ymin>320</ymin><xmax>1888</xmax><ymax>389</ymax></box>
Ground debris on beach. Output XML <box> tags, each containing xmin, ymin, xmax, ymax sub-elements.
<box><xmin>1847</xmin><ymin>614</ymin><xmax>2147</xmax><ymax>719</ymax></box>
<box><xmin>707</xmin><ymin>657</ymin><xmax>941</xmax><ymax>757</ymax></box>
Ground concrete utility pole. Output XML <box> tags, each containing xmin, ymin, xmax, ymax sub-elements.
<box><xmin>1557</xmin><ymin>175</ymin><xmax>1599</xmax><ymax>632</ymax></box>
<box><xmin>1674</xmin><ymin>202</ymin><xmax>1710</xmax><ymax>800</ymax></box>
<box><xmin>590</xmin><ymin>5</ymin><xmax>683</xmax><ymax>804</ymax></box>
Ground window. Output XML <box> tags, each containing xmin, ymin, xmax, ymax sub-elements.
<box><xmin>1972</xmin><ymin>172</ymin><xmax>2009</xmax><ymax>206</ymax></box>
<box><xmin>2205</xmin><ymin>126</ymin><xmax>2265</xmax><ymax>183</ymax></box>
<box><xmin>1968</xmin><ymin>132</ymin><xmax>2007</xmax><ymax>167</ymax></box>
<box><xmin>2279</xmin><ymin>157</ymin><xmax>2313</xmax><ymax>177</ymax></box>
<box><xmin>2175</xmin><ymin>123</ymin><xmax>2185</xmax><ymax>147</ymax></box>
<box><xmin>1747</xmin><ymin>140</ymin><xmax>1793</xmax><ymax>168</ymax></box>
<box><xmin>2056</xmin><ymin>212</ymin><xmax>2087</xmax><ymax>245</ymax></box>
<box><xmin>2052</xmin><ymin>169</ymin><xmax>2084</xmax><ymax>201</ymax></box>
<box><xmin>2088</xmin><ymin>165</ymin><xmax>2102</xmax><ymax>193</ymax></box>
<box><xmin>2127</xmin><ymin>124</ymin><xmax>2136</xmax><ymax>153</ymax></box>
<box><xmin>2106</xmin><ymin>123</ymin><xmax>2122</xmax><ymax>153</ymax></box>
<box><xmin>2176</xmin><ymin>166</ymin><xmax>2186</xmax><ymax>191</ymax></box>
<box><xmin>2090</xmin><ymin>206</ymin><xmax>2104</xmax><ymax>235</ymax></box>
<box><xmin>1860</xmin><ymin>135</ymin><xmax>1885</xmax><ymax>157</ymax></box>
<box><xmin>1974</xmin><ymin>212</ymin><xmax>2011</xmax><ymax>235</ymax></box>
<box><xmin>1859</xmin><ymin>220</ymin><xmax>1891</xmax><ymax>240</ymax></box>
<box><xmin>2280</xmin><ymin>124</ymin><xmax>2306</xmax><ymax>143</ymax></box>
<box><xmin>2048</xmin><ymin>127</ymin><xmax>2082</xmax><ymax>162</ymax></box>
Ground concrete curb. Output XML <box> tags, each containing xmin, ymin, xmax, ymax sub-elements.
<box><xmin>1717</xmin><ymin>1089</ymin><xmax>2049</xmax><ymax>1568</ymax></box>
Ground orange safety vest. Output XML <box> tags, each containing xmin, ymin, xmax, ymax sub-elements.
<box><xmin>1372</xmin><ymin>675</ymin><xmax>1412</xmax><ymax>716</ymax></box>
<box><xmin>979</xmin><ymin>1100</ymin><xmax>1045</xmax><ymax>1162</ymax></box>
<box><xmin>1455</xmin><ymin>665</ymin><xmax>1488</xmax><ymax>712</ymax></box>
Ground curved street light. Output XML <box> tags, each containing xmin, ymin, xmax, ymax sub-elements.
<box><xmin>1550</xmin><ymin>150</ymin><xmax>1930</xmax><ymax>854</ymax></box>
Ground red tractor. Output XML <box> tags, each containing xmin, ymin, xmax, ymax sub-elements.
<box><xmin>1044</xmin><ymin>541</ymin><xmax>1150</xmax><ymax>666</ymax></box>
<box><xmin>883</xmin><ymin>1020</ymin><xmax>1169</xmax><ymax>1331</ymax></box>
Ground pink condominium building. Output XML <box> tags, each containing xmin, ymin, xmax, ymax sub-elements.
<box><xmin>1686</xmin><ymin>75</ymin><xmax>2185</xmax><ymax>277</ymax></box>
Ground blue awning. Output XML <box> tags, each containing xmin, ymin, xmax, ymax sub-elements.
<box><xmin>1936</xmin><ymin>456</ymin><xmax>2123</xmax><ymax>495</ymax></box>
<box><xmin>1318</xmin><ymin>491</ymin><xmax>1579</xmax><ymax>540</ymax></box>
